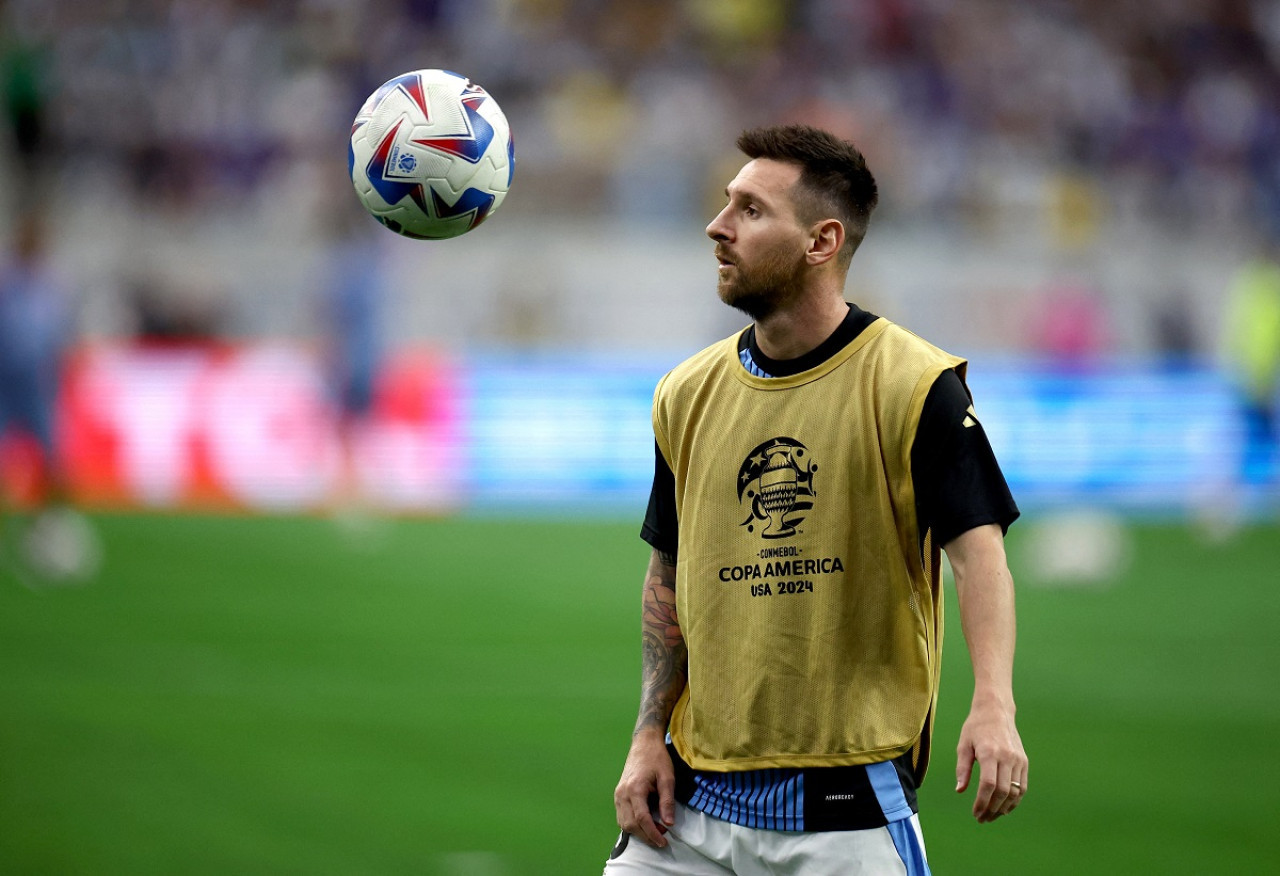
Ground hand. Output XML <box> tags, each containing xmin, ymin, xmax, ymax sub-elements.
<box><xmin>955</xmin><ymin>698</ymin><xmax>1027</xmax><ymax>823</ymax></box>
<box><xmin>613</xmin><ymin>729</ymin><xmax>676</xmax><ymax>848</ymax></box>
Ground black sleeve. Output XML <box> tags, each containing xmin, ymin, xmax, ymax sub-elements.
<box><xmin>641</xmin><ymin>442</ymin><xmax>679</xmax><ymax>558</ymax></box>
<box><xmin>911</xmin><ymin>369</ymin><xmax>1020</xmax><ymax>548</ymax></box>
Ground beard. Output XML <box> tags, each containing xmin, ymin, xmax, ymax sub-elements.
<box><xmin>717</xmin><ymin>244</ymin><xmax>807</xmax><ymax>321</ymax></box>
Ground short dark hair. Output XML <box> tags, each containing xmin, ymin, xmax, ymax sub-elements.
<box><xmin>736</xmin><ymin>125</ymin><xmax>879</xmax><ymax>265</ymax></box>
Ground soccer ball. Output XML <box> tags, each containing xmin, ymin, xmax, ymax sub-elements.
<box><xmin>348</xmin><ymin>69</ymin><xmax>514</xmax><ymax>240</ymax></box>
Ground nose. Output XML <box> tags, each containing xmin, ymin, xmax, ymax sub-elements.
<box><xmin>706</xmin><ymin>205</ymin><xmax>731</xmax><ymax>242</ymax></box>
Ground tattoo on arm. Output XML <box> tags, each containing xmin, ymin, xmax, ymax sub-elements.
<box><xmin>635</xmin><ymin>551</ymin><xmax>687</xmax><ymax>736</ymax></box>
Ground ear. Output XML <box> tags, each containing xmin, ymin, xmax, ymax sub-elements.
<box><xmin>806</xmin><ymin>219</ymin><xmax>845</xmax><ymax>266</ymax></box>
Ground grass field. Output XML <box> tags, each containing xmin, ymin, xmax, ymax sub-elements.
<box><xmin>1</xmin><ymin>511</ymin><xmax>1278</xmax><ymax>874</ymax></box>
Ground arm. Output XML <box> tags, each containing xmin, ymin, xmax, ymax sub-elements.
<box><xmin>612</xmin><ymin>548</ymin><xmax>687</xmax><ymax>848</ymax></box>
<box><xmin>945</xmin><ymin>522</ymin><xmax>1028</xmax><ymax>823</ymax></box>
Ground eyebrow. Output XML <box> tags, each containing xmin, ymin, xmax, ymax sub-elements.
<box><xmin>725</xmin><ymin>184</ymin><xmax>767</xmax><ymax>207</ymax></box>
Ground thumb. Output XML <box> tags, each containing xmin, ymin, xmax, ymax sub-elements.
<box><xmin>956</xmin><ymin>744</ymin><xmax>975</xmax><ymax>793</ymax></box>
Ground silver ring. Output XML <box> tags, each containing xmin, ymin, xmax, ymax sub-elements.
<box><xmin>1010</xmin><ymin>781</ymin><xmax>1022</xmax><ymax>789</ymax></box>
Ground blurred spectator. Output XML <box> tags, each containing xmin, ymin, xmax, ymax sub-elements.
<box><xmin>317</xmin><ymin>196</ymin><xmax>387</xmax><ymax>511</ymax></box>
<box><xmin>0</xmin><ymin>210</ymin><xmax>70</xmax><ymax>505</ymax></box>
<box><xmin>1027</xmin><ymin>270</ymin><xmax>1111</xmax><ymax>365</ymax></box>
<box><xmin>4</xmin><ymin>0</ymin><xmax>1280</xmax><ymax>351</ymax></box>
<box><xmin>6</xmin><ymin>0</ymin><xmax>1276</xmax><ymax>229</ymax></box>
<box><xmin>1150</xmin><ymin>287</ymin><xmax>1200</xmax><ymax>365</ymax></box>
<box><xmin>0</xmin><ymin>208</ymin><xmax>99</xmax><ymax>584</ymax></box>
<box><xmin>1222</xmin><ymin>242</ymin><xmax>1280</xmax><ymax>481</ymax></box>
<box><xmin>130</xmin><ymin>277</ymin><xmax>227</xmax><ymax>345</ymax></box>
<box><xmin>0</xmin><ymin>2</ymin><xmax>55</xmax><ymax>191</ymax></box>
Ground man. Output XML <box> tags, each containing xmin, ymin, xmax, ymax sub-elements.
<box><xmin>1222</xmin><ymin>245</ymin><xmax>1280</xmax><ymax>485</ymax></box>
<box><xmin>0</xmin><ymin>212</ymin><xmax>65</xmax><ymax>479</ymax></box>
<box><xmin>0</xmin><ymin>210</ymin><xmax>99</xmax><ymax>586</ymax></box>
<box><xmin>607</xmin><ymin>125</ymin><xmax>1027</xmax><ymax>875</ymax></box>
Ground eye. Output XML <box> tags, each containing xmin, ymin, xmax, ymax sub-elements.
<box><xmin>744</xmin><ymin>204</ymin><xmax>759</xmax><ymax>217</ymax></box>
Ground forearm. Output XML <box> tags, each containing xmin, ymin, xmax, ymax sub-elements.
<box><xmin>946</xmin><ymin>523</ymin><xmax>1017</xmax><ymax>707</ymax></box>
<box><xmin>615</xmin><ymin>549</ymin><xmax>685</xmax><ymax>847</ymax></box>
<box><xmin>946</xmin><ymin>523</ymin><xmax>1028</xmax><ymax>819</ymax></box>
<box><xmin>634</xmin><ymin>548</ymin><xmax>687</xmax><ymax>736</ymax></box>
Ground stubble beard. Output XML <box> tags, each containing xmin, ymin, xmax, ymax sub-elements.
<box><xmin>717</xmin><ymin>248</ymin><xmax>807</xmax><ymax>322</ymax></box>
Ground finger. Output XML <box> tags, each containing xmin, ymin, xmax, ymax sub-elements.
<box><xmin>616</xmin><ymin>785</ymin><xmax>664</xmax><ymax>848</ymax></box>
<box><xmin>656</xmin><ymin>773</ymin><xmax>677</xmax><ymax>827</ymax></box>
<box><xmin>635</xmin><ymin>809</ymin><xmax>668</xmax><ymax>848</ymax></box>
<box><xmin>971</xmin><ymin>772</ymin><xmax>994</xmax><ymax>820</ymax></box>
<box><xmin>991</xmin><ymin>766</ymin><xmax>1027</xmax><ymax>820</ymax></box>
<box><xmin>645</xmin><ymin>791</ymin><xmax>670</xmax><ymax>836</ymax></box>
<box><xmin>955</xmin><ymin>745</ymin><xmax>975</xmax><ymax>793</ymax></box>
<box><xmin>630</xmin><ymin>791</ymin><xmax>667</xmax><ymax>848</ymax></box>
<box><xmin>614</xmin><ymin>792</ymin><xmax>637</xmax><ymax>834</ymax></box>
<box><xmin>998</xmin><ymin>782</ymin><xmax>1022</xmax><ymax>816</ymax></box>
<box><xmin>998</xmin><ymin>757</ymin><xmax>1028</xmax><ymax>809</ymax></box>
<box><xmin>974</xmin><ymin>762</ymin><xmax>1011</xmax><ymax>823</ymax></box>
<box><xmin>1000</xmin><ymin>770</ymin><xmax>1027</xmax><ymax>815</ymax></box>
<box><xmin>619</xmin><ymin>799</ymin><xmax>663</xmax><ymax>847</ymax></box>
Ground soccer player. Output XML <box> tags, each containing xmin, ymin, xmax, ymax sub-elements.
<box><xmin>0</xmin><ymin>212</ymin><xmax>65</xmax><ymax>490</ymax></box>
<box><xmin>606</xmin><ymin>125</ymin><xmax>1027</xmax><ymax>875</ymax></box>
<box><xmin>318</xmin><ymin>202</ymin><xmax>385</xmax><ymax>515</ymax></box>
<box><xmin>0</xmin><ymin>209</ymin><xmax>98</xmax><ymax>584</ymax></box>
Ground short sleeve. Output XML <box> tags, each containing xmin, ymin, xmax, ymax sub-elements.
<box><xmin>911</xmin><ymin>369</ymin><xmax>1020</xmax><ymax>548</ymax></box>
<box><xmin>641</xmin><ymin>442</ymin><xmax>678</xmax><ymax>557</ymax></box>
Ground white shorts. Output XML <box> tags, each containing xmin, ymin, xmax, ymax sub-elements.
<box><xmin>603</xmin><ymin>803</ymin><xmax>930</xmax><ymax>876</ymax></box>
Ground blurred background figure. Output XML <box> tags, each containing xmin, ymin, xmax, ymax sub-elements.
<box><xmin>1149</xmin><ymin>286</ymin><xmax>1200</xmax><ymax>366</ymax></box>
<box><xmin>0</xmin><ymin>211</ymin><xmax>66</xmax><ymax>501</ymax></box>
<box><xmin>0</xmin><ymin>209</ymin><xmax>99</xmax><ymax>584</ymax></box>
<box><xmin>3</xmin><ymin>0</ymin><xmax>1280</xmax><ymax>364</ymax></box>
<box><xmin>1</xmin><ymin>0</ymin><xmax>53</xmax><ymax>197</ymax></box>
<box><xmin>1026</xmin><ymin>268</ymin><xmax>1112</xmax><ymax>366</ymax></box>
<box><xmin>316</xmin><ymin>194</ymin><xmax>387</xmax><ymax>518</ymax></box>
<box><xmin>1222</xmin><ymin>239</ymin><xmax>1280</xmax><ymax>486</ymax></box>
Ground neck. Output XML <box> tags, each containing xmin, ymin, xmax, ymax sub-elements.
<box><xmin>753</xmin><ymin>291</ymin><xmax>850</xmax><ymax>361</ymax></box>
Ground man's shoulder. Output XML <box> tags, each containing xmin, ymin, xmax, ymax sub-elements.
<box><xmin>868</xmin><ymin>320</ymin><xmax>967</xmax><ymax>378</ymax></box>
<box><xmin>872</xmin><ymin>319</ymin><xmax>953</xmax><ymax>358</ymax></box>
<box><xmin>655</xmin><ymin>331</ymin><xmax>742</xmax><ymax>398</ymax></box>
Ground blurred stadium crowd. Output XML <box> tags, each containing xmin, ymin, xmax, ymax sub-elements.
<box><xmin>3</xmin><ymin>0</ymin><xmax>1280</xmax><ymax>358</ymax></box>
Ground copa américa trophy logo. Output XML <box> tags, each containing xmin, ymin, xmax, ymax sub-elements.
<box><xmin>737</xmin><ymin>437</ymin><xmax>817</xmax><ymax>539</ymax></box>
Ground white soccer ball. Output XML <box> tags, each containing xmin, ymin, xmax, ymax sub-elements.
<box><xmin>348</xmin><ymin>69</ymin><xmax>514</xmax><ymax>240</ymax></box>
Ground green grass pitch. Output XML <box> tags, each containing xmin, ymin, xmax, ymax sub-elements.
<box><xmin>2</xmin><ymin>511</ymin><xmax>1278</xmax><ymax>874</ymax></box>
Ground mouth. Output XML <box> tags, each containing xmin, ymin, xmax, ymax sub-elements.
<box><xmin>715</xmin><ymin>249</ymin><xmax>735</xmax><ymax>270</ymax></box>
